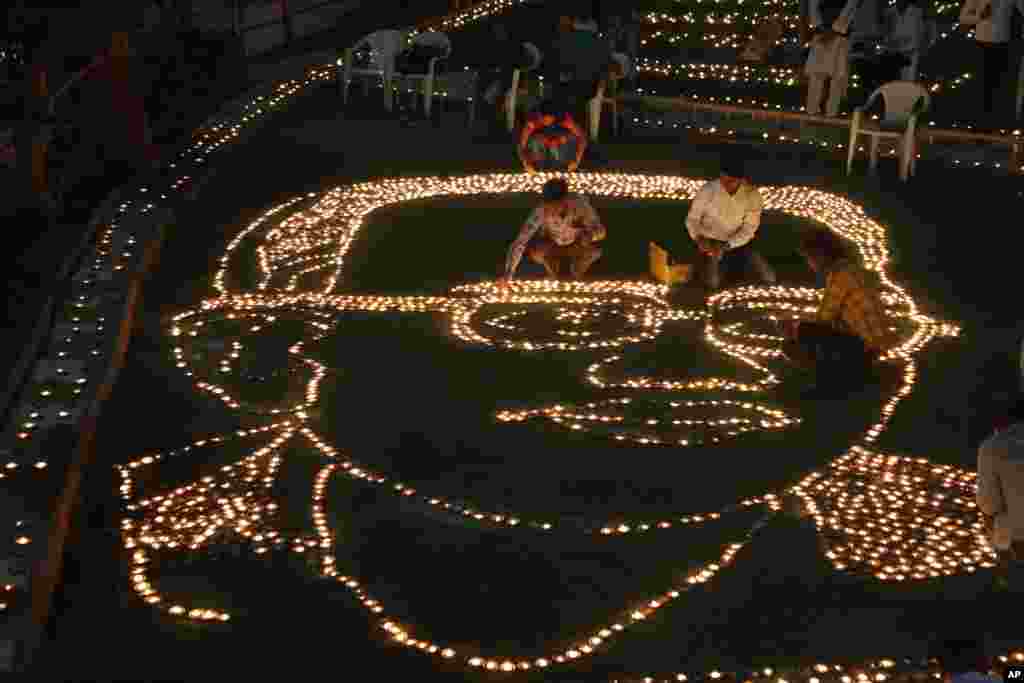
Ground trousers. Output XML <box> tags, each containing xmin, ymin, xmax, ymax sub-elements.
<box><xmin>527</xmin><ymin>238</ymin><xmax>602</xmax><ymax>279</ymax></box>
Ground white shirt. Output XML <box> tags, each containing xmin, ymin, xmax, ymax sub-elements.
<box><xmin>960</xmin><ymin>0</ymin><xmax>1024</xmax><ymax>44</ymax></box>
<box><xmin>977</xmin><ymin>422</ymin><xmax>1024</xmax><ymax>550</ymax></box>
<box><xmin>686</xmin><ymin>179</ymin><xmax>764</xmax><ymax>249</ymax></box>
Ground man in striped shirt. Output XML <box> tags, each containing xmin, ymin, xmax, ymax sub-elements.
<box><xmin>499</xmin><ymin>178</ymin><xmax>606</xmax><ymax>283</ymax></box>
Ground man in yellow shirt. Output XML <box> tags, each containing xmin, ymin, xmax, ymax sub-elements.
<box><xmin>781</xmin><ymin>228</ymin><xmax>897</xmax><ymax>395</ymax></box>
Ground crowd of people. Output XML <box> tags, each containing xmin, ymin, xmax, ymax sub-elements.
<box><xmin>455</xmin><ymin>0</ymin><xmax>1024</xmax><ymax>159</ymax></box>
<box><xmin>449</xmin><ymin>0</ymin><xmax>1022</xmax><ymax>177</ymax></box>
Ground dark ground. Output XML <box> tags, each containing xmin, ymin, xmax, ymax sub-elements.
<box><xmin>23</xmin><ymin>73</ymin><xmax>1023</xmax><ymax>681</ymax></box>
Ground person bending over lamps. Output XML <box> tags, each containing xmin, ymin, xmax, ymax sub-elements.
<box><xmin>781</xmin><ymin>228</ymin><xmax>899</xmax><ymax>398</ymax></box>
<box><xmin>499</xmin><ymin>178</ymin><xmax>606</xmax><ymax>284</ymax></box>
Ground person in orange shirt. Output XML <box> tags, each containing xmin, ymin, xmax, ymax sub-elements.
<box><xmin>781</xmin><ymin>228</ymin><xmax>898</xmax><ymax>396</ymax></box>
<box><xmin>517</xmin><ymin>100</ymin><xmax>588</xmax><ymax>173</ymax></box>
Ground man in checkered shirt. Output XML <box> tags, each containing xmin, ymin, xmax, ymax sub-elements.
<box><xmin>781</xmin><ymin>228</ymin><xmax>898</xmax><ymax>396</ymax></box>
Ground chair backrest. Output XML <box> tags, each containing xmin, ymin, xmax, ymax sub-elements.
<box><xmin>355</xmin><ymin>29</ymin><xmax>407</xmax><ymax>72</ymax></box>
<box><xmin>873</xmin><ymin>81</ymin><xmax>930</xmax><ymax>126</ymax></box>
<box><xmin>411</xmin><ymin>31</ymin><xmax>452</xmax><ymax>58</ymax></box>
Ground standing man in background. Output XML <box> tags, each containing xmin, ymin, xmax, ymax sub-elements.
<box><xmin>543</xmin><ymin>11</ymin><xmax>613</xmax><ymax>160</ymax></box>
<box><xmin>855</xmin><ymin>0</ymin><xmax>929</xmax><ymax>96</ymax></box>
<box><xmin>805</xmin><ymin>0</ymin><xmax>865</xmax><ymax>116</ymax></box>
<box><xmin>959</xmin><ymin>0</ymin><xmax>1024</xmax><ymax>130</ymax></box>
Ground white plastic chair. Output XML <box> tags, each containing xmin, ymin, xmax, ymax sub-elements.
<box><xmin>339</xmin><ymin>29</ymin><xmax>407</xmax><ymax>111</ymax></box>
<box><xmin>846</xmin><ymin>81</ymin><xmax>930</xmax><ymax>182</ymax></box>
<box><xmin>587</xmin><ymin>53</ymin><xmax>630</xmax><ymax>141</ymax></box>
<box><xmin>504</xmin><ymin>43</ymin><xmax>543</xmax><ymax>132</ymax></box>
<box><xmin>393</xmin><ymin>31</ymin><xmax>452</xmax><ymax>119</ymax></box>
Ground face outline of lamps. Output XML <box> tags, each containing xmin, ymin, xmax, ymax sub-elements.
<box><xmin>117</xmin><ymin>174</ymin><xmax>996</xmax><ymax>671</ymax></box>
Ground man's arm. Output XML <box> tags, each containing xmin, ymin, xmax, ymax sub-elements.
<box><xmin>977</xmin><ymin>438</ymin><xmax>1007</xmax><ymax>517</ymax></box>
<box><xmin>726</xmin><ymin>188</ymin><xmax>763</xmax><ymax>249</ymax></box>
<box><xmin>504</xmin><ymin>208</ymin><xmax>543</xmax><ymax>279</ymax></box>
<box><xmin>574</xmin><ymin>196</ymin><xmax>605</xmax><ymax>241</ymax></box>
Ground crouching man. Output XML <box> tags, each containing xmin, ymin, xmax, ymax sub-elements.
<box><xmin>680</xmin><ymin>154</ymin><xmax>776</xmax><ymax>291</ymax></box>
<box><xmin>782</xmin><ymin>228</ymin><xmax>898</xmax><ymax>397</ymax></box>
<box><xmin>500</xmin><ymin>177</ymin><xmax>606</xmax><ymax>284</ymax></box>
